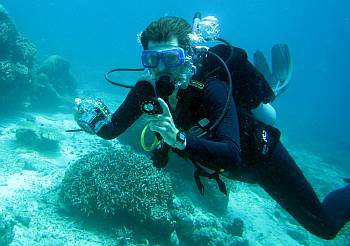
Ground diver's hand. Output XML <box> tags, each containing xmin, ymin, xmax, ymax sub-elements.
<box><xmin>147</xmin><ymin>98</ymin><xmax>179</xmax><ymax>147</ymax></box>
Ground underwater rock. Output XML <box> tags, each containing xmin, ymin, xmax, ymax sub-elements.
<box><xmin>30</xmin><ymin>81</ymin><xmax>67</xmax><ymax>109</ymax></box>
<box><xmin>14</xmin><ymin>214</ymin><xmax>31</xmax><ymax>227</ymax></box>
<box><xmin>14</xmin><ymin>36</ymin><xmax>37</xmax><ymax>67</ymax></box>
<box><xmin>0</xmin><ymin>5</ymin><xmax>36</xmax><ymax>69</ymax></box>
<box><xmin>0</xmin><ymin>4</ymin><xmax>36</xmax><ymax>111</ymax></box>
<box><xmin>16</xmin><ymin>128</ymin><xmax>40</xmax><ymax>146</ymax></box>
<box><xmin>22</xmin><ymin>160</ymin><xmax>36</xmax><ymax>171</ymax></box>
<box><xmin>37</xmin><ymin>55</ymin><xmax>76</xmax><ymax>96</ymax></box>
<box><xmin>171</xmin><ymin>196</ymin><xmax>196</xmax><ymax>239</ymax></box>
<box><xmin>0</xmin><ymin>5</ymin><xmax>36</xmax><ymax>67</ymax></box>
<box><xmin>0</xmin><ymin>59</ymin><xmax>32</xmax><ymax>111</ymax></box>
<box><xmin>15</xmin><ymin>128</ymin><xmax>60</xmax><ymax>153</ymax></box>
<box><xmin>0</xmin><ymin>4</ymin><xmax>76</xmax><ymax>112</ymax></box>
<box><xmin>190</xmin><ymin>226</ymin><xmax>246</xmax><ymax>246</ymax></box>
<box><xmin>286</xmin><ymin>228</ymin><xmax>309</xmax><ymax>245</ymax></box>
<box><xmin>0</xmin><ymin>5</ymin><xmax>17</xmax><ymax>54</ymax></box>
<box><xmin>39</xmin><ymin>55</ymin><xmax>70</xmax><ymax>79</ymax></box>
<box><xmin>29</xmin><ymin>55</ymin><xmax>77</xmax><ymax>110</ymax></box>
<box><xmin>0</xmin><ymin>213</ymin><xmax>15</xmax><ymax>246</ymax></box>
<box><xmin>225</xmin><ymin>218</ymin><xmax>244</xmax><ymax>237</ymax></box>
<box><xmin>174</xmin><ymin>211</ymin><xmax>195</xmax><ymax>238</ymax></box>
<box><xmin>170</xmin><ymin>196</ymin><xmax>247</xmax><ymax>245</ymax></box>
<box><xmin>0</xmin><ymin>60</ymin><xmax>30</xmax><ymax>89</ymax></box>
<box><xmin>60</xmin><ymin>147</ymin><xmax>175</xmax><ymax>242</ymax></box>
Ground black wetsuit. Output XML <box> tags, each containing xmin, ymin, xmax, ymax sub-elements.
<box><xmin>97</xmin><ymin>46</ymin><xmax>350</xmax><ymax>240</ymax></box>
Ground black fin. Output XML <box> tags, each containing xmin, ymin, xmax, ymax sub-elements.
<box><xmin>271</xmin><ymin>44</ymin><xmax>292</xmax><ymax>96</ymax></box>
<box><xmin>254</xmin><ymin>50</ymin><xmax>273</xmax><ymax>84</ymax></box>
<box><xmin>254</xmin><ymin>44</ymin><xmax>293</xmax><ymax>97</ymax></box>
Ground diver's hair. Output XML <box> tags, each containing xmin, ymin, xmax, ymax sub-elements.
<box><xmin>141</xmin><ymin>16</ymin><xmax>192</xmax><ymax>50</ymax></box>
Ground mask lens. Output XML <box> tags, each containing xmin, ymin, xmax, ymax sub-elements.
<box><xmin>162</xmin><ymin>48</ymin><xmax>185</xmax><ymax>67</ymax></box>
<box><xmin>142</xmin><ymin>51</ymin><xmax>159</xmax><ymax>68</ymax></box>
<box><xmin>142</xmin><ymin>48</ymin><xmax>185</xmax><ymax>68</ymax></box>
<box><xmin>163</xmin><ymin>51</ymin><xmax>180</xmax><ymax>67</ymax></box>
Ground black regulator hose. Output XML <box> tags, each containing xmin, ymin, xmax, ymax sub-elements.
<box><xmin>204</xmin><ymin>38</ymin><xmax>234</xmax><ymax>78</ymax></box>
<box><xmin>104</xmin><ymin>68</ymin><xmax>145</xmax><ymax>89</ymax></box>
<box><xmin>197</xmin><ymin>50</ymin><xmax>233</xmax><ymax>138</ymax></box>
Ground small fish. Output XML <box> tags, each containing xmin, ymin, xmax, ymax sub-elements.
<box><xmin>23</xmin><ymin>101</ymin><xmax>31</xmax><ymax>108</ymax></box>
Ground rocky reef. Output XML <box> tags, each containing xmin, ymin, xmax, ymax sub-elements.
<box><xmin>31</xmin><ymin>54</ymin><xmax>77</xmax><ymax>110</ymax></box>
<box><xmin>0</xmin><ymin>212</ymin><xmax>15</xmax><ymax>246</ymax></box>
<box><xmin>0</xmin><ymin>4</ymin><xmax>76</xmax><ymax>113</ymax></box>
<box><xmin>0</xmin><ymin>4</ymin><xmax>36</xmax><ymax>110</ymax></box>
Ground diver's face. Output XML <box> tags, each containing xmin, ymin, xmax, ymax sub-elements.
<box><xmin>147</xmin><ymin>37</ymin><xmax>186</xmax><ymax>82</ymax></box>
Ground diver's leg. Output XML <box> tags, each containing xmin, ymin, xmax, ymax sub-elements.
<box><xmin>256</xmin><ymin>142</ymin><xmax>340</xmax><ymax>239</ymax></box>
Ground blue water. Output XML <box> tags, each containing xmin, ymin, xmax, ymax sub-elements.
<box><xmin>2</xmin><ymin>0</ymin><xmax>350</xmax><ymax>171</ymax></box>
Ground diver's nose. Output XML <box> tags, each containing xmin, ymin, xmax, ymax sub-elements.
<box><xmin>157</xmin><ymin>60</ymin><xmax>166</xmax><ymax>70</ymax></box>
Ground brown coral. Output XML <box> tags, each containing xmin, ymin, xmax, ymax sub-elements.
<box><xmin>0</xmin><ymin>5</ymin><xmax>17</xmax><ymax>50</ymax></box>
<box><xmin>60</xmin><ymin>147</ymin><xmax>175</xmax><ymax>240</ymax></box>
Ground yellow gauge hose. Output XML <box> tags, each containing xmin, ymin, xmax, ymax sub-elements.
<box><xmin>140</xmin><ymin>124</ymin><xmax>160</xmax><ymax>152</ymax></box>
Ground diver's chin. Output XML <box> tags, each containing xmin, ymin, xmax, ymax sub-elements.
<box><xmin>155</xmin><ymin>75</ymin><xmax>176</xmax><ymax>98</ymax></box>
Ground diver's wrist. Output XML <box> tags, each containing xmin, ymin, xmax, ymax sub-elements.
<box><xmin>172</xmin><ymin>131</ymin><xmax>187</xmax><ymax>150</ymax></box>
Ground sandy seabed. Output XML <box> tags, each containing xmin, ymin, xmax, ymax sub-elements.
<box><xmin>0</xmin><ymin>112</ymin><xmax>349</xmax><ymax>246</ymax></box>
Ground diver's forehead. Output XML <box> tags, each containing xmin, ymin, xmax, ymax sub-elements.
<box><xmin>148</xmin><ymin>37</ymin><xmax>179</xmax><ymax>50</ymax></box>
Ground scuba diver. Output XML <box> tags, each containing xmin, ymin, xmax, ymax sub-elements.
<box><xmin>73</xmin><ymin>15</ymin><xmax>350</xmax><ymax>240</ymax></box>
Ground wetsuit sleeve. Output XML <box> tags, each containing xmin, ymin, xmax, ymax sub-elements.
<box><xmin>181</xmin><ymin>79</ymin><xmax>241</xmax><ymax>171</ymax></box>
<box><xmin>97</xmin><ymin>88</ymin><xmax>142</xmax><ymax>140</ymax></box>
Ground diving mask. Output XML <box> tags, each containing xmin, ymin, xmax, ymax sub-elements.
<box><xmin>141</xmin><ymin>47</ymin><xmax>185</xmax><ymax>68</ymax></box>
